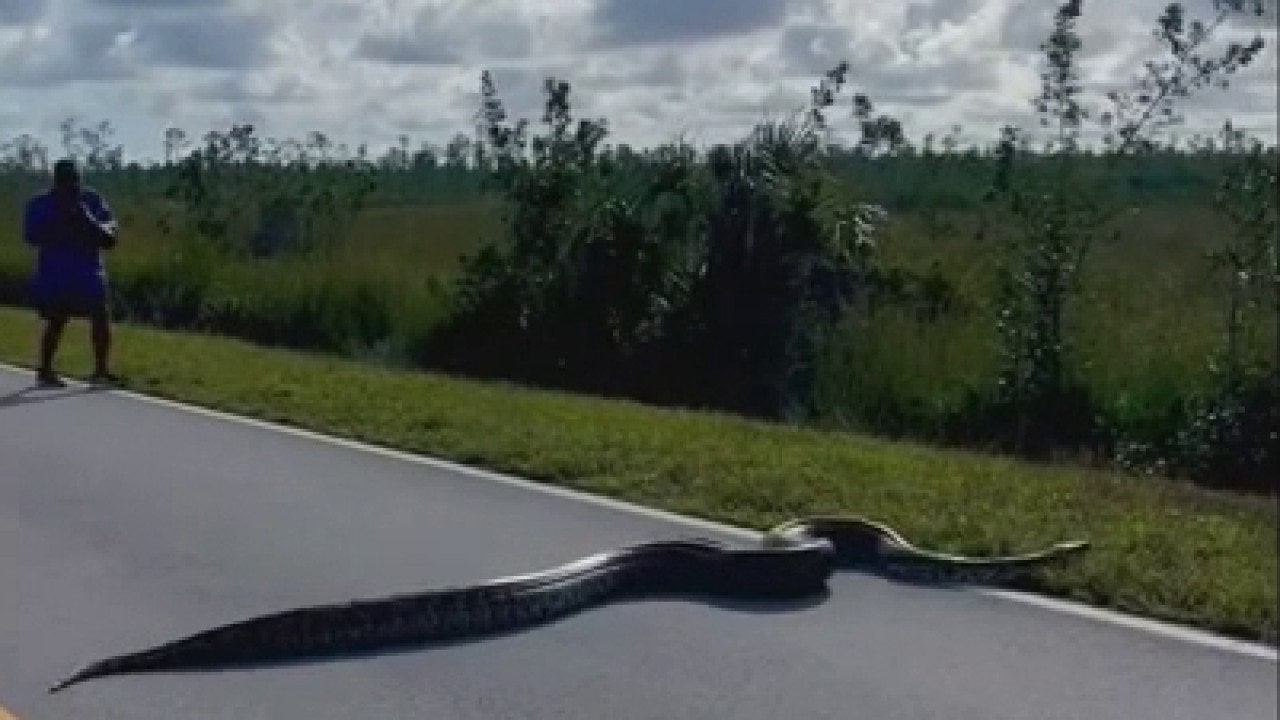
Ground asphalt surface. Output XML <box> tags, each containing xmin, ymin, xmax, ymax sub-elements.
<box><xmin>1</xmin><ymin>366</ymin><xmax>1276</xmax><ymax>720</ymax></box>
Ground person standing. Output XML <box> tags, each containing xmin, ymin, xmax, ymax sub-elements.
<box><xmin>21</xmin><ymin>158</ymin><xmax>120</xmax><ymax>388</ymax></box>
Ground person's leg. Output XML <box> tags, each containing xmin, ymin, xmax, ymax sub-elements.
<box><xmin>28</xmin><ymin>275</ymin><xmax>64</xmax><ymax>385</ymax></box>
<box><xmin>89</xmin><ymin>304</ymin><xmax>115</xmax><ymax>379</ymax></box>
<box><xmin>86</xmin><ymin>271</ymin><xmax>117</xmax><ymax>381</ymax></box>
<box><xmin>37</xmin><ymin>310</ymin><xmax>68</xmax><ymax>387</ymax></box>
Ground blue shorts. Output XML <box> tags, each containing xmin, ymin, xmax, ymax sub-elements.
<box><xmin>28</xmin><ymin>272</ymin><xmax>109</xmax><ymax>319</ymax></box>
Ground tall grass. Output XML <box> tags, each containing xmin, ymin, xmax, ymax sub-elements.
<box><xmin>0</xmin><ymin>192</ymin><xmax>499</xmax><ymax>361</ymax></box>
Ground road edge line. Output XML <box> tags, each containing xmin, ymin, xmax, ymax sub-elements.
<box><xmin>2</xmin><ymin>361</ymin><xmax>1276</xmax><ymax>662</ymax></box>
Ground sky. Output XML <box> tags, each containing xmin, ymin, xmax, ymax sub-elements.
<box><xmin>0</xmin><ymin>0</ymin><xmax>1276</xmax><ymax>164</ymax></box>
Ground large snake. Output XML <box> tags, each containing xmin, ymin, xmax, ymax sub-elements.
<box><xmin>49</xmin><ymin>515</ymin><xmax>1088</xmax><ymax>693</ymax></box>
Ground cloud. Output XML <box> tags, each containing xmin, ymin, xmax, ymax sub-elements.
<box><xmin>0</xmin><ymin>0</ymin><xmax>48</xmax><ymax>26</ymax></box>
<box><xmin>589</xmin><ymin>0</ymin><xmax>788</xmax><ymax>47</ymax></box>
<box><xmin>0</xmin><ymin>0</ymin><xmax>1273</xmax><ymax>162</ymax></box>
<box><xmin>85</xmin><ymin>0</ymin><xmax>231</xmax><ymax>7</ymax></box>
<box><xmin>129</xmin><ymin>12</ymin><xmax>278</xmax><ymax>69</ymax></box>
<box><xmin>904</xmin><ymin>0</ymin><xmax>984</xmax><ymax>31</ymax></box>
<box><xmin>355</xmin><ymin>1</ymin><xmax>534</xmax><ymax>65</ymax></box>
<box><xmin>778</xmin><ymin>24</ymin><xmax>856</xmax><ymax>75</ymax></box>
<box><xmin>0</xmin><ymin>18</ymin><xmax>135</xmax><ymax>86</ymax></box>
<box><xmin>190</xmin><ymin>72</ymin><xmax>320</xmax><ymax>106</ymax></box>
<box><xmin>354</xmin><ymin>34</ymin><xmax>461</xmax><ymax>65</ymax></box>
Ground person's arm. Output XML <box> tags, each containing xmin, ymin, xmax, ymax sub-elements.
<box><xmin>77</xmin><ymin>190</ymin><xmax>118</xmax><ymax>250</ymax></box>
<box><xmin>22</xmin><ymin>197</ymin><xmax>53</xmax><ymax>248</ymax></box>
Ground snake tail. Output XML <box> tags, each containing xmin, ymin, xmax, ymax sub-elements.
<box><xmin>49</xmin><ymin>550</ymin><xmax>636</xmax><ymax>693</ymax></box>
<box><xmin>48</xmin><ymin>539</ymin><xmax>833</xmax><ymax>693</ymax></box>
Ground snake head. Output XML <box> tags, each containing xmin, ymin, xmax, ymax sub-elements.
<box><xmin>1051</xmin><ymin>540</ymin><xmax>1090</xmax><ymax>555</ymax></box>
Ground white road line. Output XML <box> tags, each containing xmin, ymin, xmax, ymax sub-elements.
<box><xmin>2</xmin><ymin>361</ymin><xmax>1276</xmax><ymax>662</ymax></box>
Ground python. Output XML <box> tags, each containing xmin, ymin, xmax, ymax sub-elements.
<box><xmin>49</xmin><ymin>515</ymin><xmax>1088</xmax><ymax>693</ymax></box>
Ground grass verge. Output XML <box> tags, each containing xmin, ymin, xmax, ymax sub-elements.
<box><xmin>0</xmin><ymin>305</ymin><xmax>1275</xmax><ymax>646</ymax></box>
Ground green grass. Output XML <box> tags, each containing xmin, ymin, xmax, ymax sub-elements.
<box><xmin>2</xmin><ymin>304</ymin><xmax>1274</xmax><ymax>646</ymax></box>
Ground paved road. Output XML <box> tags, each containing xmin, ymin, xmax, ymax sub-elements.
<box><xmin>1</xmin><ymin>365</ymin><xmax>1276</xmax><ymax>720</ymax></box>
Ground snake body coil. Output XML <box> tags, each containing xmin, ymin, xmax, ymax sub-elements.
<box><xmin>49</xmin><ymin>516</ymin><xmax>1088</xmax><ymax>693</ymax></box>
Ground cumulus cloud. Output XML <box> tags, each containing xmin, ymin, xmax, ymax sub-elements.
<box><xmin>589</xmin><ymin>0</ymin><xmax>788</xmax><ymax>47</ymax></box>
<box><xmin>85</xmin><ymin>0</ymin><xmax>232</xmax><ymax>7</ymax></box>
<box><xmin>0</xmin><ymin>0</ymin><xmax>1273</xmax><ymax>161</ymax></box>
<box><xmin>0</xmin><ymin>18</ymin><xmax>135</xmax><ymax>86</ymax></box>
<box><xmin>190</xmin><ymin>72</ymin><xmax>319</xmax><ymax>105</ymax></box>
<box><xmin>128</xmin><ymin>12</ymin><xmax>278</xmax><ymax>69</ymax></box>
<box><xmin>355</xmin><ymin>1</ymin><xmax>536</xmax><ymax>65</ymax></box>
<box><xmin>778</xmin><ymin>24</ymin><xmax>856</xmax><ymax>75</ymax></box>
<box><xmin>0</xmin><ymin>0</ymin><xmax>48</xmax><ymax>25</ymax></box>
<box><xmin>903</xmin><ymin>0</ymin><xmax>984</xmax><ymax>31</ymax></box>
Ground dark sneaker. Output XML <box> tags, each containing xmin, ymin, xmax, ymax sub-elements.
<box><xmin>89</xmin><ymin>370</ymin><xmax>121</xmax><ymax>385</ymax></box>
<box><xmin>36</xmin><ymin>369</ymin><xmax>66</xmax><ymax>388</ymax></box>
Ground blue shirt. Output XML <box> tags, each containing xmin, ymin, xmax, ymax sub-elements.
<box><xmin>22</xmin><ymin>187</ymin><xmax>115</xmax><ymax>280</ymax></box>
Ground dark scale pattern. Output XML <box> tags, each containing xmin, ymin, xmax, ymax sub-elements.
<box><xmin>49</xmin><ymin>517</ymin><xmax>1089</xmax><ymax>692</ymax></box>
